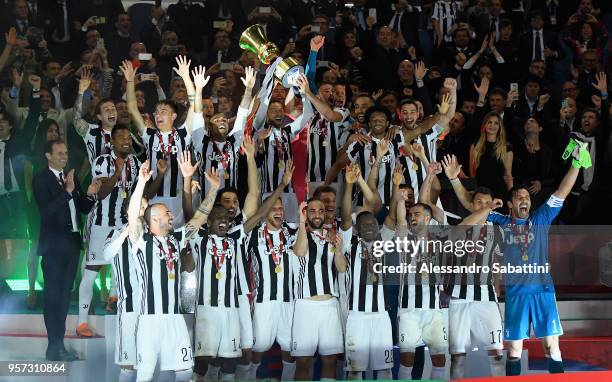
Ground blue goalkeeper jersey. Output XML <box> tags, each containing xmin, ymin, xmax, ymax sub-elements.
<box><xmin>487</xmin><ymin>195</ymin><xmax>564</xmax><ymax>296</ymax></box>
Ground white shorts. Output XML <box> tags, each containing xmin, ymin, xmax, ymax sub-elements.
<box><xmin>252</xmin><ymin>300</ymin><xmax>294</xmax><ymax>353</ymax></box>
<box><xmin>194</xmin><ymin>305</ymin><xmax>241</xmax><ymax>358</ymax></box>
<box><xmin>449</xmin><ymin>299</ymin><xmax>503</xmax><ymax>354</ymax></box>
<box><xmin>398</xmin><ymin>308</ymin><xmax>448</xmax><ymax>355</ymax></box>
<box><xmin>345</xmin><ymin>311</ymin><xmax>394</xmax><ymax>372</ymax></box>
<box><xmin>291</xmin><ymin>298</ymin><xmax>344</xmax><ymax>357</ymax></box>
<box><xmin>262</xmin><ymin>192</ymin><xmax>298</xmax><ymax>223</ymax></box>
<box><xmin>238</xmin><ymin>295</ymin><xmax>253</xmax><ymax>350</ymax></box>
<box><xmin>115</xmin><ymin>311</ymin><xmax>137</xmax><ymax>366</ymax></box>
<box><xmin>136</xmin><ymin>314</ymin><xmax>193</xmax><ymax>381</ymax></box>
<box><xmin>87</xmin><ymin>225</ymin><xmax>114</xmax><ymax>265</ymax></box>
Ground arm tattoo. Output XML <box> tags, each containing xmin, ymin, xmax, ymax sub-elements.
<box><xmin>73</xmin><ymin>92</ymin><xmax>88</xmax><ymax>137</ymax></box>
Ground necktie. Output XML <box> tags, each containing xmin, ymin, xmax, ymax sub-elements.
<box><xmin>490</xmin><ymin>17</ymin><xmax>497</xmax><ymax>34</ymax></box>
<box><xmin>357</xmin><ymin>8</ymin><xmax>366</xmax><ymax>30</ymax></box>
<box><xmin>40</xmin><ymin>111</ymin><xmax>48</xmax><ymax>121</ymax></box>
<box><xmin>59</xmin><ymin>172</ymin><xmax>65</xmax><ymax>189</ymax></box>
<box><xmin>392</xmin><ymin>13</ymin><xmax>401</xmax><ymax>32</ymax></box>
<box><xmin>534</xmin><ymin>31</ymin><xmax>543</xmax><ymax>60</ymax></box>
<box><xmin>1</xmin><ymin>142</ymin><xmax>12</xmax><ymax>192</ymax></box>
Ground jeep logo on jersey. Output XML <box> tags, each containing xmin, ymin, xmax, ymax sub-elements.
<box><xmin>505</xmin><ymin>232</ymin><xmax>535</xmax><ymax>245</ymax></box>
<box><xmin>263</xmin><ymin>245</ymin><xmax>283</xmax><ymax>256</ymax></box>
<box><xmin>152</xmin><ymin>143</ymin><xmax>179</xmax><ymax>154</ymax></box>
<box><xmin>207</xmin><ymin>151</ymin><xmax>235</xmax><ymax>162</ymax></box>
<box><xmin>207</xmin><ymin>238</ymin><xmax>235</xmax><ymax>258</ymax></box>
<box><xmin>310</xmin><ymin>126</ymin><xmax>328</xmax><ymax>135</ymax></box>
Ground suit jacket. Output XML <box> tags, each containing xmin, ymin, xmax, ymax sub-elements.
<box><xmin>518</xmin><ymin>28</ymin><xmax>564</xmax><ymax>69</ymax></box>
<box><xmin>382</xmin><ymin>7</ymin><xmax>421</xmax><ymax>50</ymax></box>
<box><xmin>33</xmin><ymin>169</ymin><xmax>95</xmax><ymax>257</ymax></box>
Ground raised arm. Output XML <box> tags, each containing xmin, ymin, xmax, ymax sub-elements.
<box><xmin>178</xmin><ymin>151</ymin><xmax>200</xmax><ymax>222</ymax></box>
<box><xmin>442</xmin><ymin>154</ymin><xmax>472</xmax><ymax>211</ymax></box>
<box><xmin>73</xmin><ymin>67</ymin><xmax>93</xmax><ymax>137</ymax></box>
<box><xmin>294</xmin><ymin>73</ymin><xmax>343</xmax><ymax>122</ymax></box>
<box><xmin>384</xmin><ymin>163</ymin><xmax>405</xmax><ymax>228</ymax></box>
<box><xmin>183</xmin><ymin>168</ymin><xmax>221</xmax><ymax>241</ymax></box>
<box><xmin>144</xmin><ymin>159</ymin><xmax>168</xmax><ymax>199</ymax></box>
<box><xmin>173</xmin><ymin>56</ymin><xmax>196</xmax><ymax>134</ymax></box>
<box><xmin>243</xmin><ymin>160</ymin><xmax>294</xmax><ymax>233</ymax></box>
<box><xmin>239</xmin><ymin>66</ymin><xmax>256</xmax><ymax>111</ymax></box>
<box><xmin>121</xmin><ymin>60</ymin><xmax>146</xmax><ymax>136</ymax></box>
<box><xmin>294</xmin><ymin>201</ymin><xmax>308</xmax><ymax>257</ymax></box>
<box><xmin>128</xmin><ymin>161</ymin><xmax>152</xmax><ymax>242</ymax></box>
<box><xmin>461</xmin><ymin>198</ymin><xmax>503</xmax><ymax>225</ymax></box>
<box><xmin>419</xmin><ymin>162</ymin><xmax>446</xmax><ymax>223</ymax></box>
<box><xmin>553</xmin><ymin>157</ymin><xmax>581</xmax><ymax>200</ymax></box>
<box><xmin>191</xmin><ymin>65</ymin><xmax>210</xmax><ymax>115</ymax></box>
<box><xmin>0</xmin><ymin>28</ymin><xmax>17</xmax><ymax>73</ymax></box>
<box><xmin>241</xmin><ymin>134</ymin><xmax>260</xmax><ymax>219</ymax></box>
<box><xmin>341</xmin><ymin>163</ymin><xmax>360</xmax><ymax>230</ymax></box>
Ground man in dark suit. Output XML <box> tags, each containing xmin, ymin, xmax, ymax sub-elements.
<box><xmin>384</xmin><ymin>0</ymin><xmax>421</xmax><ymax>51</ymax></box>
<box><xmin>518</xmin><ymin>10</ymin><xmax>564</xmax><ymax>72</ymax></box>
<box><xmin>33</xmin><ymin>140</ymin><xmax>98</xmax><ymax>361</ymax></box>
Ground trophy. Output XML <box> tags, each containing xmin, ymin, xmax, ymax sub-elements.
<box><xmin>240</xmin><ymin>24</ymin><xmax>304</xmax><ymax>88</ymax></box>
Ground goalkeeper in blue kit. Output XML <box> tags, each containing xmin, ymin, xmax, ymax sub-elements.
<box><xmin>462</xmin><ymin>145</ymin><xmax>586</xmax><ymax>376</ymax></box>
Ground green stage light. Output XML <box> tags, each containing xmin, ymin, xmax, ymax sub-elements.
<box><xmin>95</xmin><ymin>277</ymin><xmax>113</xmax><ymax>291</ymax></box>
<box><xmin>6</xmin><ymin>279</ymin><xmax>42</xmax><ymax>291</ymax></box>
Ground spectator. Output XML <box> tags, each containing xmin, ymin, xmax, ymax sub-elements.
<box><xmin>513</xmin><ymin>117</ymin><xmax>555</xmax><ymax>207</ymax></box>
<box><xmin>105</xmin><ymin>13</ymin><xmax>135</xmax><ymax>70</ymax></box>
<box><xmin>469</xmin><ymin>111</ymin><xmax>513</xmax><ymax>200</ymax></box>
<box><xmin>518</xmin><ymin>11</ymin><xmax>564</xmax><ymax>75</ymax></box>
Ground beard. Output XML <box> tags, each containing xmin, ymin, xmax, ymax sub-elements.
<box><xmin>307</xmin><ymin>217</ymin><xmax>323</xmax><ymax>230</ymax></box>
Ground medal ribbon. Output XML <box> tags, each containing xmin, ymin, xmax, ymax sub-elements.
<box><xmin>210</xmin><ymin>237</ymin><xmax>229</xmax><ymax>272</ymax></box>
<box><xmin>465</xmin><ymin>226</ymin><xmax>487</xmax><ymax>256</ymax></box>
<box><xmin>263</xmin><ymin>224</ymin><xmax>285</xmax><ymax>266</ymax></box>
<box><xmin>155</xmin><ymin>238</ymin><xmax>176</xmax><ymax>272</ymax></box>
<box><xmin>156</xmin><ymin>128</ymin><xmax>176</xmax><ymax>160</ymax></box>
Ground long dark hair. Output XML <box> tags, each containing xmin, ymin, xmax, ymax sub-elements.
<box><xmin>31</xmin><ymin>119</ymin><xmax>61</xmax><ymax>171</ymax></box>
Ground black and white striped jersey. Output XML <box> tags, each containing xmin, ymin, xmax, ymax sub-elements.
<box><xmin>445</xmin><ymin>223</ymin><xmax>504</xmax><ymax>302</ymax></box>
<box><xmin>91</xmin><ymin>152</ymin><xmax>141</xmax><ymax>227</ymax></box>
<box><xmin>256</xmin><ymin>123</ymin><xmax>301</xmax><ymax>194</ymax></box>
<box><xmin>308</xmin><ymin>108</ymin><xmax>351</xmax><ymax>183</ymax></box>
<box><xmin>341</xmin><ymin>227</ymin><xmax>386</xmax><ymax>313</ymax></box>
<box><xmin>396</xmin><ymin>124</ymin><xmax>443</xmax><ymax>200</ymax></box>
<box><xmin>432</xmin><ymin>0</ymin><xmax>462</xmax><ymax>43</ymax></box>
<box><xmin>82</xmin><ymin>124</ymin><xmax>113</xmax><ymax>164</ymax></box>
<box><xmin>294</xmin><ymin>229</ymin><xmax>343</xmax><ymax>299</ymax></box>
<box><xmin>347</xmin><ymin>133</ymin><xmax>405</xmax><ymax>206</ymax></box>
<box><xmin>142</xmin><ymin>123</ymin><xmax>191</xmax><ymax>198</ymax></box>
<box><xmin>247</xmin><ymin>222</ymin><xmax>299</xmax><ymax>303</ymax></box>
<box><xmin>192</xmin><ymin>107</ymin><xmax>248</xmax><ymax>197</ymax></box>
<box><xmin>132</xmin><ymin>229</ymin><xmax>187</xmax><ymax>315</ymax></box>
<box><xmin>394</xmin><ymin>225</ymin><xmax>448</xmax><ymax>310</ymax></box>
<box><xmin>104</xmin><ymin>227</ymin><xmax>138</xmax><ymax>314</ymax></box>
<box><xmin>190</xmin><ymin>225</ymin><xmax>246</xmax><ymax>308</ymax></box>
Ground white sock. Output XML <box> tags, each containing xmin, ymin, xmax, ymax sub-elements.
<box><xmin>204</xmin><ymin>365</ymin><xmax>220</xmax><ymax>381</ymax></box>
<box><xmin>430</xmin><ymin>366</ymin><xmax>446</xmax><ymax>379</ymax></box>
<box><xmin>376</xmin><ymin>369</ymin><xmax>392</xmax><ymax>380</ymax></box>
<box><xmin>235</xmin><ymin>363</ymin><xmax>251</xmax><ymax>380</ymax></box>
<box><xmin>78</xmin><ymin>269</ymin><xmax>98</xmax><ymax>324</ymax></box>
<box><xmin>398</xmin><ymin>365</ymin><xmax>413</xmax><ymax>380</ymax></box>
<box><xmin>489</xmin><ymin>355</ymin><xmax>505</xmax><ymax>376</ymax></box>
<box><xmin>249</xmin><ymin>362</ymin><xmax>260</xmax><ymax>379</ymax></box>
<box><xmin>348</xmin><ymin>371</ymin><xmax>363</xmax><ymax>380</ymax></box>
<box><xmin>281</xmin><ymin>360</ymin><xmax>296</xmax><ymax>381</ymax></box>
<box><xmin>175</xmin><ymin>369</ymin><xmax>193</xmax><ymax>381</ymax></box>
<box><xmin>220</xmin><ymin>372</ymin><xmax>235</xmax><ymax>380</ymax></box>
<box><xmin>118</xmin><ymin>369</ymin><xmax>136</xmax><ymax>382</ymax></box>
<box><xmin>109</xmin><ymin>265</ymin><xmax>117</xmax><ymax>298</ymax></box>
<box><xmin>451</xmin><ymin>355</ymin><xmax>466</xmax><ymax>379</ymax></box>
